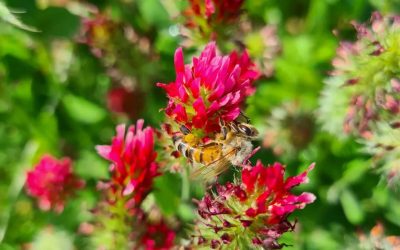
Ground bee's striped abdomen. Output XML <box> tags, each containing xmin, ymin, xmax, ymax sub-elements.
<box><xmin>192</xmin><ymin>143</ymin><xmax>223</xmax><ymax>165</ymax></box>
<box><xmin>173</xmin><ymin>135</ymin><xmax>187</xmax><ymax>156</ymax></box>
<box><xmin>173</xmin><ymin>134</ymin><xmax>224</xmax><ymax>165</ymax></box>
<box><xmin>173</xmin><ymin>135</ymin><xmax>195</xmax><ymax>162</ymax></box>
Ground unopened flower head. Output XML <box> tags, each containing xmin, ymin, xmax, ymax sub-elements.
<box><xmin>96</xmin><ymin>119</ymin><xmax>160</xmax><ymax>209</ymax></box>
<box><xmin>319</xmin><ymin>12</ymin><xmax>400</xmax><ymax>138</ymax></box>
<box><xmin>157</xmin><ymin>42</ymin><xmax>259</xmax><ymax>135</ymax></box>
<box><xmin>26</xmin><ymin>155</ymin><xmax>85</xmax><ymax>213</ymax></box>
<box><xmin>192</xmin><ymin>161</ymin><xmax>316</xmax><ymax>249</ymax></box>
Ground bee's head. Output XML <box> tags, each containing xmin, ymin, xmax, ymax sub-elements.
<box><xmin>235</xmin><ymin>122</ymin><xmax>259</xmax><ymax>139</ymax></box>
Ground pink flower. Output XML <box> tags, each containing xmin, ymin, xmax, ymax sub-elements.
<box><xmin>157</xmin><ymin>42</ymin><xmax>259</xmax><ymax>134</ymax></box>
<box><xmin>193</xmin><ymin>161</ymin><xmax>315</xmax><ymax>248</ymax></box>
<box><xmin>241</xmin><ymin>161</ymin><xmax>316</xmax><ymax>224</ymax></box>
<box><xmin>96</xmin><ymin>120</ymin><xmax>160</xmax><ymax>208</ymax></box>
<box><xmin>26</xmin><ymin>155</ymin><xmax>85</xmax><ymax>213</ymax></box>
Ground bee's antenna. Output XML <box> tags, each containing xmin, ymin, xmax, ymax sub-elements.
<box><xmin>239</xmin><ymin>110</ymin><xmax>251</xmax><ymax>123</ymax></box>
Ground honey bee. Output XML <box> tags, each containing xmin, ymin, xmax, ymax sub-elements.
<box><xmin>172</xmin><ymin>117</ymin><xmax>259</xmax><ymax>180</ymax></box>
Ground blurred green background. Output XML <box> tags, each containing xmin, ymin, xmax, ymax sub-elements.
<box><xmin>0</xmin><ymin>0</ymin><xmax>399</xmax><ymax>249</ymax></box>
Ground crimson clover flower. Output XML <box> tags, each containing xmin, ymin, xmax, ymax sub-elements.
<box><xmin>26</xmin><ymin>154</ymin><xmax>85</xmax><ymax>213</ymax></box>
<box><xmin>319</xmin><ymin>12</ymin><xmax>400</xmax><ymax>138</ymax></box>
<box><xmin>192</xmin><ymin>161</ymin><xmax>316</xmax><ymax>249</ymax></box>
<box><xmin>92</xmin><ymin>120</ymin><xmax>168</xmax><ymax>249</ymax></box>
<box><xmin>96</xmin><ymin>119</ymin><xmax>160</xmax><ymax>209</ymax></box>
<box><xmin>183</xmin><ymin>0</ymin><xmax>244</xmax><ymax>41</ymax></box>
<box><xmin>157</xmin><ymin>42</ymin><xmax>259</xmax><ymax>134</ymax></box>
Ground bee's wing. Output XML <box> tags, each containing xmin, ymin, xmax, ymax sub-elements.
<box><xmin>197</xmin><ymin>141</ymin><xmax>220</xmax><ymax>148</ymax></box>
<box><xmin>190</xmin><ymin>148</ymin><xmax>236</xmax><ymax>182</ymax></box>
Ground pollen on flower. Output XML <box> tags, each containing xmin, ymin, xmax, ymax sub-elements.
<box><xmin>25</xmin><ymin>154</ymin><xmax>85</xmax><ymax>213</ymax></box>
<box><xmin>191</xmin><ymin>161</ymin><xmax>316</xmax><ymax>248</ymax></box>
<box><xmin>157</xmin><ymin>42</ymin><xmax>259</xmax><ymax>134</ymax></box>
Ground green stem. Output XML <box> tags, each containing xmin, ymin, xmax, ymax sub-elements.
<box><xmin>181</xmin><ymin>166</ymin><xmax>190</xmax><ymax>202</ymax></box>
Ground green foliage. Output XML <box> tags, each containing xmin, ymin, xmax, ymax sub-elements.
<box><xmin>153</xmin><ymin>173</ymin><xmax>182</xmax><ymax>216</ymax></box>
<box><xmin>0</xmin><ymin>2</ymin><xmax>38</xmax><ymax>32</ymax></box>
<box><xmin>62</xmin><ymin>94</ymin><xmax>107</xmax><ymax>124</ymax></box>
<box><xmin>0</xmin><ymin>0</ymin><xmax>399</xmax><ymax>249</ymax></box>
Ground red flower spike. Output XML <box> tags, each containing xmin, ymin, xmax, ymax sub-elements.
<box><xmin>26</xmin><ymin>155</ymin><xmax>85</xmax><ymax>213</ymax></box>
<box><xmin>157</xmin><ymin>42</ymin><xmax>259</xmax><ymax>134</ymax></box>
<box><xmin>192</xmin><ymin>161</ymin><xmax>316</xmax><ymax>248</ymax></box>
<box><xmin>241</xmin><ymin>162</ymin><xmax>316</xmax><ymax>224</ymax></box>
<box><xmin>96</xmin><ymin>119</ymin><xmax>160</xmax><ymax>208</ymax></box>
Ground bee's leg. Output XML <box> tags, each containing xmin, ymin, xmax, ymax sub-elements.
<box><xmin>218</xmin><ymin>117</ymin><xmax>226</xmax><ymax>127</ymax></box>
<box><xmin>180</xmin><ymin>125</ymin><xmax>191</xmax><ymax>135</ymax></box>
<box><xmin>221</xmin><ymin>126</ymin><xmax>229</xmax><ymax>140</ymax></box>
<box><xmin>218</xmin><ymin>118</ymin><xmax>228</xmax><ymax>140</ymax></box>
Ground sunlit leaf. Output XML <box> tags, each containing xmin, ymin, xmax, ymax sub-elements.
<box><xmin>153</xmin><ymin>173</ymin><xmax>181</xmax><ymax>215</ymax></box>
<box><xmin>30</xmin><ymin>7</ymin><xmax>79</xmax><ymax>38</ymax></box>
<box><xmin>62</xmin><ymin>94</ymin><xmax>106</xmax><ymax>124</ymax></box>
<box><xmin>0</xmin><ymin>2</ymin><xmax>38</xmax><ymax>32</ymax></box>
<box><xmin>340</xmin><ymin>188</ymin><xmax>364</xmax><ymax>224</ymax></box>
